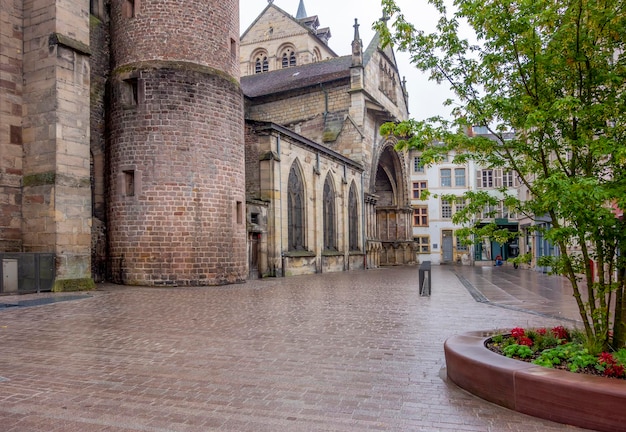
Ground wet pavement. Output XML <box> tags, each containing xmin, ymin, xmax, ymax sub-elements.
<box><xmin>0</xmin><ymin>265</ymin><xmax>593</xmax><ymax>431</ymax></box>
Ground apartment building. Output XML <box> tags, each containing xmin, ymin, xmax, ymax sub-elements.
<box><xmin>409</xmin><ymin>127</ymin><xmax>523</xmax><ymax>265</ymax></box>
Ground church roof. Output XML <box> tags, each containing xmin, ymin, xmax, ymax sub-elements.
<box><xmin>241</xmin><ymin>56</ymin><xmax>352</xmax><ymax>98</ymax></box>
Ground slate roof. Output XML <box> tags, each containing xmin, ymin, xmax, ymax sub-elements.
<box><xmin>241</xmin><ymin>56</ymin><xmax>352</xmax><ymax>98</ymax></box>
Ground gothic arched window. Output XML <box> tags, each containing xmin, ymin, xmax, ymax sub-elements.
<box><xmin>323</xmin><ymin>176</ymin><xmax>336</xmax><ymax>250</ymax></box>
<box><xmin>288</xmin><ymin>163</ymin><xmax>305</xmax><ymax>250</ymax></box>
<box><xmin>349</xmin><ymin>183</ymin><xmax>359</xmax><ymax>250</ymax></box>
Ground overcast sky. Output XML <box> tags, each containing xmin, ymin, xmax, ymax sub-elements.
<box><xmin>239</xmin><ymin>0</ymin><xmax>456</xmax><ymax>121</ymax></box>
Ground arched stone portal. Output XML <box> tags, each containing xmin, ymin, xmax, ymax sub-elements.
<box><xmin>368</xmin><ymin>145</ymin><xmax>416</xmax><ymax>266</ymax></box>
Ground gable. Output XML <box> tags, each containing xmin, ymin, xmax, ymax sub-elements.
<box><xmin>241</xmin><ymin>5</ymin><xmax>309</xmax><ymax>46</ymax></box>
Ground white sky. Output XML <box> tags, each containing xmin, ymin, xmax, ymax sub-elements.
<box><xmin>239</xmin><ymin>0</ymin><xmax>456</xmax><ymax>121</ymax></box>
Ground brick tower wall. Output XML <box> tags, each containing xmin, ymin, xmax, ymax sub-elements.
<box><xmin>107</xmin><ymin>0</ymin><xmax>247</xmax><ymax>286</ymax></box>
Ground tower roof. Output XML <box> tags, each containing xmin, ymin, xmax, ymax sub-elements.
<box><xmin>296</xmin><ymin>0</ymin><xmax>307</xmax><ymax>19</ymax></box>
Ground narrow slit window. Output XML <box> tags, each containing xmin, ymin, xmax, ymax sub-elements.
<box><xmin>123</xmin><ymin>170</ymin><xmax>135</xmax><ymax>196</ymax></box>
<box><xmin>236</xmin><ymin>201</ymin><xmax>243</xmax><ymax>224</ymax></box>
<box><xmin>124</xmin><ymin>0</ymin><xmax>135</xmax><ymax>18</ymax></box>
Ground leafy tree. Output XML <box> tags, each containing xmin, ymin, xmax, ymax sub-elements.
<box><xmin>375</xmin><ymin>0</ymin><xmax>626</xmax><ymax>350</ymax></box>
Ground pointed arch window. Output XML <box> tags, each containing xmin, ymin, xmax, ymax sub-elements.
<box><xmin>349</xmin><ymin>183</ymin><xmax>359</xmax><ymax>250</ymax></box>
<box><xmin>288</xmin><ymin>163</ymin><xmax>305</xmax><ymax>250</ymax></box>
<box><xmin>323</xmin><ymin>176</ymin><xmax>336</xmax><ymax>251</ymax></box>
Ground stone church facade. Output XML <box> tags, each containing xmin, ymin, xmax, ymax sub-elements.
<box><xmin>241</xmin><ymin>2</ymin><xmax>416</xmax><ymax>278</ymax></box>
<box><xmin>0</xmin><ymin>0</ymin><xmax>415</xmax><ymax>291</ymax></box>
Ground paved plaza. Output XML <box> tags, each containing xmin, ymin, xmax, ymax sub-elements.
<box><xmin>0</xmin><ymin>265</ymin><xmax>593</xmax><ymax>431</ymax></box>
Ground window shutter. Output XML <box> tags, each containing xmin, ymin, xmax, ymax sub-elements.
<box><xmin>477</xmin><ymin>170</ymin><xmax>483</xmax><ymax>188</ymax></box>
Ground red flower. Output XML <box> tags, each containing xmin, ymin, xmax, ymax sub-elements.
<box><xmin>603</xmin><ymin>364</ymin><xmax>625</xmax><ymax>378</ymax></box>
<box><xmin>511</xmin><ymin>327</ymin><xmax>526</xmax><ymax>338</ymax></box>
<box><xmin>518</xmin><ymin>336</ymin><xmax>534</xmax><ymax>346</ymax></box>
<box><xmin>599</xmin><ymin>352</ymin><xmax>616</xmax><ymax>366</ymax></box>
<box><xmin>536</xmin><ymin>328</ymin><xmax>547</xmax><ymax>336</ymax></box>
<box><xmin>551</xmin><ymin>326</ymin><xmax>568</xmax><ymax>340</ymax></box>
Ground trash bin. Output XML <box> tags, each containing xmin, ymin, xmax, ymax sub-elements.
<box><xmin>419</xmin><ymin>261</ymin><xmax>431</xmax><ymax>296</ymax></box>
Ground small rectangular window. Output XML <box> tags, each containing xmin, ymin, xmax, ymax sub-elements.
<box><xmin>413</xmin><ymin>206</ymin><xmax>428</xmax><ymax>227</ymax></box>
<box><xmin>454</xmin><ymin>168</ymin><xmax>465</xmax><ymax>187</ymax></box>
<box><xmin>124</xmin><ymin>0</ymin><xmax>136</xmax><ymax>18</ymax></box>
<box><xmin>413</xmin><ymin>156</ymin><xmax>424</xmax><ymax>172</ymax></box>
<box><xmin>251</xmin><ymin>212</ymin><xmax>259</xmax><ymax>224</ymax></box>
<box><xmin>440</xmin><ymin>169</ymin><xmax>451</xmax><ymax>187</ymax></box>
<box><xmin>455</xmin><ymin>198</ymin><xmax>466</xmax><ymax>214</ymax></box>
<box><xmin>456</xmin><ymin>235</ymin><xmax>468</xmax><ymax>251</ymax></box>
<box><xmin>236</xmin><ymin>201</ymin><xmax>243</xmax><ymax>224</ymax></box>
<box><xmin>123</xmin><ymin>170</ymin><xmax>135</xmax><ymax>196</ymax></box>
<box><xmin>414</xmin><ymin>236</ymin><xmax>430</xmax><ymax>253</ymax></box>
<box><xmin>503</xmin><ymin>170</ymin><xmax>515</xmax><ymax>187</ymax></box>
<box><xmin>441</xmin><ymin>199</ymin><xmax>452</xmax><ymax>218</ymax></box>
<box><xmin>230</xmin><ymin>38</ymin><xmax>237</xmax><ymax>58</ymax></box>
<box><xmin>122</xmin><ymin>78</ymin><xmax>138</xmax><ymax>107</ymax></box>
<box><xmin>479</xmin><ymin>169</ymin><xmax>494</xmax><ymax>188</ymax></box>
<box><xmin>412</xmin><ymin>181</ymin><xmax>427</xmax><ymax>200</ymax></box>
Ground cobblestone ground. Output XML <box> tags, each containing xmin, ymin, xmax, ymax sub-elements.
<box><xmin>0</xmin><ymin>266</ymin><xmax>592</xmax><ymax>431</ymax></box>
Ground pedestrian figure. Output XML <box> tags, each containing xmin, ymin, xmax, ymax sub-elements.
<box><xmin>494</xmin><ymin>255</ymin><xmax>503</xmax><ymax>266</ymax></box>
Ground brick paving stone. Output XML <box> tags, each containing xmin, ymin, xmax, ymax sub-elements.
<box><xmin>0</xmin><ymin>266</ymin><xmax>594</xmax><ymax>431</ymax></box>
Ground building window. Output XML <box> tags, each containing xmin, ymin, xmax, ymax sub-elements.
<box><xmin>415</xmin><ymin>236</ymin><xmax>430</xmax><ymax>253</ymax></box>
<box><xmin>454</xmin><ymin>168</ymin><xmax>466</xmax><ymax>187</ymax></box>
<box><xmin>441</xmin><ymin>199</ymin><xmax>452</xmax><ymax>218</ymax></box>
<box><xmin>123</xmin><ymin>170</ymin><xmax>135</xmax><ymax>196</ymax></box>
<box><xmin>412</xmin><ymin>181</ymin><xmax>427</xmax><ymax>199</ymax></box>
<box><xmin>349</xmin><ymin>183</ymin><xmax>359</xmax><ymax>250</ymax></box>
<box><xmin>503</xmin><ymin>170</ymin><xmax>515</xmax><ymax>187</ymax></box>
<box><xmin>456</xmin><ymin>235</ymin><xmax>468</xmax><ymax>251</ymax></box>
<box><xmin>478</xmin><ymin>169</ymin><xmax>494</xmax><ymax>188</ymax></box>
<box><xmin>323</xmin><ymin>176</ymin><xmax>336</xmax><ymax>250</ymax></box>
<box><xmin>123</xmin><ymin>0</ymin><xmax>136</xmax><ymax>18</ymax></box>
<box><xmin>455</xmin><ymin>198</ymin><xmax>466</xmax><ymax>214</ymax></box>
<box><xmin>230</xmin><ymin>38</ymin><xmax>237</xmax><ymax>59</ymax></box>
<box><xmin>282</xmin><ymin>48</ymin><xmax>296</xmax><ymax>68</ymax></box>
<box><xmin>255</xmin><ymin>55</ymin><xmax>268</xmax><ymax>73</ymax></box>
<box><xmin>413</xmin><ymin>206</ymin><xmax>428</xmax><ymax>226</ymax></box>
<box><xmin>236</xmin><ymin>201</ymin><xmax>243</xmax><ymax>224</ymax></box>
<box><xmin>413</xmin><ymin>156</ymin><xmax>424</xmax><ymax>172</ymax></box>
<box><xmin>440</xmin><ymin>169</ymin><xmax>451</xmax><ymax>187</ymax></box>
<box><xmin>121</xmin><ymin>78</ymin><xmax>139</xmax><ymax>107</ymax></box>
<box><xmin>288</xmin><ymin>163</ymin><xmax>305</xmax><ymax>250</ymax></box>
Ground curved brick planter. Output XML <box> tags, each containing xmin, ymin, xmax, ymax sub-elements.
<box><xmin>444</xmin><ymin>331</ymin><xmax>626</xmax><ymax>432</ymax></box>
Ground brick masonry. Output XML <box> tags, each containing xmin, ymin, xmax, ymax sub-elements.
<box><xmin>107</xmin><ymin>0</ymin><xmax>246</xmax><ymax>286</ymax></box>
<box><xmin>107</xmin><ymin>67</ymin><xmax>246</xmax><ymax>286</ymax></box>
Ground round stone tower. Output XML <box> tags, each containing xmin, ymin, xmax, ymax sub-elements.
<box><xmin>108</xmin><ymin>0</ymin><xmax>246</xmax><ymax>286</ymax></box>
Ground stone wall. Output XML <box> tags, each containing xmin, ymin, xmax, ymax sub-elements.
<box><xmin>0</xmin><ymin>0</ymin><xmax>24</xmax><ymax>252</ymax></box>
<box><xmin>21</xmin><ymin>0</ymin><xmax>92</xmax><ymax>288</ymax></box>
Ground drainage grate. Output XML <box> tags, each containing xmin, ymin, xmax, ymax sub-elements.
<box><xmin>0</xmin><ymin>295</ymin><xmax>90</xmax><ymax>310</ymax></box>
